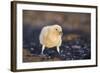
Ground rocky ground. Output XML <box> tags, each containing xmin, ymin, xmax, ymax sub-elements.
<box><xmin>23</xmin><ymin>48</ymin><xmax>61</xmax><ymax>62</ymax></box>
<box><xmin>23</xmin><ymin>34</ymin><xmax>91</xmax><ymax>62</ymax></box>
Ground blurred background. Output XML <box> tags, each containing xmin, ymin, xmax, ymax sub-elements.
<box><xmin>23</xmin><ymin>10</ymin><xmax>91</xmax><ymax>62</ymax></box>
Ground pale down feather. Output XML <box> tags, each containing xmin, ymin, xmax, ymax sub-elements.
<box><xmin>39</xmin><ymin>24</ymin><xmax>63</xmax><ymax>54</ymax></box>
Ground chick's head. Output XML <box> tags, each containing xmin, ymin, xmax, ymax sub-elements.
<box><xmin>50</xmin><ymin>24</ymin><xmax>63</xmax><ymax>36</ymax></box>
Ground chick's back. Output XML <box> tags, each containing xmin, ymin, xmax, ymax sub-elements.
<box><xmin>39</xmin><ymin>26</ymin><xmax>49</xmax><ymax>46</ymax></box>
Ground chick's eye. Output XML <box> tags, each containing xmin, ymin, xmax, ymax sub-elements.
<box><xmin>56</xmin><ymin>29</ymin><xmax>57</xmax><ymax>31</ymax></box>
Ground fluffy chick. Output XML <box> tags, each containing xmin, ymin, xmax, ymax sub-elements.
<box><xmin>39</xmin><ymin>24</ymin><xmax>63</xmax><ymax>54</ymax></box>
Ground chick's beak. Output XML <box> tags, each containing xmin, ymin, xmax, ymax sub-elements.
<box><xmin>59</xmin><ymin>31</ymin><xmax>63</xmax><ymax>35</ymax></box>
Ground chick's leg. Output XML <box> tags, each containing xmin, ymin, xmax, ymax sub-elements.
<box><xmin>41</xmin><ymin>45</ymin><xmax>45</xmax><ymax>55</ymax></box>
<box><xmin>57</xmin><ymin>46</ymin><xmax>60</xmax><ymax>54</ymax></box>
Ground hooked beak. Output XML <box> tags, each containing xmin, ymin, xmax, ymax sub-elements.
<box><xmin>59</xmin><ymin>31</ymin><xmax>63</xmax><ymax>35</ymax></box>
